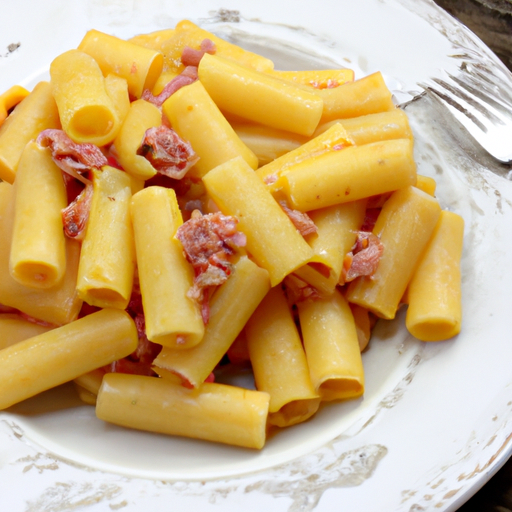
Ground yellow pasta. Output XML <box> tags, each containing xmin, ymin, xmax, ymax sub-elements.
<box><xmin>153</xmin><ymin>256</ymin><xmax>270</xmax><ymax>388</ymax></box>
<box><xmin>131</xmin><ymin>186</ymin><xmax>204</xmax><ymax>349</ymax></box>
<box><xmin>113</xmin><ymin>98</ymin><xmax>162</xmax><ymax>181</ymax></box>
<box><xmin>0</xmin><ymin>182</ymin><xmax>82</xmax><ymax>325</ymax></box>
<box><xmin>0</xmin><ymin>81</ymin><xmax>60</xmax><ymax>183</ymax></box>
<box><xmin>313</xmin><ymin>109</ymin><xmax>413</xmax><ymax>145</ymax></box>
<box><xmin>96</xmin><ymin>372</ymin><xmax>270</xmax><ymax>449</ymax></box>
<box><xmin>294</xmin><ymin>200</ymin><xmax>367</xmax><ymax>294</ymax></box>
<box><xmin>128</xmin><ymin>28</ymin><xmax>176</xmax><ymax>51</ymax></box>
<box><xmin>160</xmin><ymin>19</ymin><xmax>274</xmax><ymax>73</ymax></box>
<box><xmin>78</xmin><ymin>29</ymin><xmax>164</xmax><ymax>98</ymax></box>
<box><xmin>203</xmin><ymin>156</ymin><xmax>314</xmax><ymax>286</ymax></box>
<box><xmin>50</xmin><ymin>50</ymin><xmax>120</xmax><ymax>146</ymax></box>
<box><xmin>281</xmin><ymin>138</ymin><xmax>417</xmax><ymax>212</ymax></box>
<box><xmin>297</xmin><ymin>289</ymin><xmax>365</xmax><ymax>401</ymax></box>
<box><xmin>406</xmin><ymin>210</ymin><xmax>464</xmax><ymax>341</ymax></box>
<box><xmin>346</xmin><ymin>186</ymin><xmax>442</xmax><ymax>319</ymax></box>
<box><xmin>231</xmin><ymin>122</ymin><xmax>307</xmax><ymax>167</ymax></box>
<box><xmin>246</xmin><ymin>286</ymin><xmax>320</xmax><ymax>427</ymax></box>
<box><xmin>162</xmin><ymin>80</ymin><xmax>258</xmax><ymax>178</ymax></box>
<box><xmin>0</xmin><ymin>314</ymin><xmax>53</xmax><ymax>350</ymax></box>
<box><xmin>415</xmin><ymin>174</ymin><xmax>437</xmax><ymax>196</ymax></box>
<box><xmin>9</xmin><ymin>141</ymin><xmax>67</xmax><ymax>289</ymax></box>
<box><xmin>318</xmin><ymin>71</ymin><xmax>395</xmax><ymax>122</ymax></box>
<box><xmin>0</xmin><ymin>308</ymin><xmax>138</xmax><ymax>410</ymax></box>
<box><xmin>198</xmin><ymin>53</ymin><xmax>324</xmax><ymax>137</ymax></box>
<box><xmin>0</xmin><ymin>85</ymin><xmax>29</xmax><ymax>126</ymax></box>
<box><xmin>268</xmin><ymin>68</ymin><xmax>355</xmax><ymax>88</ymax></box>
<box><xmin>256</xmin><ymin>122</ymin><xmax>353</xmax><ymax>188</ymax></box>
<box><xmin>77</xmin><ymin>166</ymin><xmax>135</xmax><ymax>310</ymax></box>
<box><xmin>104</xmin><ymin>73</ymin><xmax>131</xmax><ymax>126</ymax></box>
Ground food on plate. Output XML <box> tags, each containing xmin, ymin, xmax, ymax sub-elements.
<box><xmin>0</xmin><ymin>20</ymin><xmax>464</xmax><ymax>449</ymax></box>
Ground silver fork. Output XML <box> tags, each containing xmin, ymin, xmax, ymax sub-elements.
<box><xmin>419</xmin><ymin>64</ymin><xmax>512</xmax><ymax>164</ymax></box>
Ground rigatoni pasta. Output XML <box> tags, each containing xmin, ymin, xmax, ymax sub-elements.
<box><xmin>0</xmin><ymin>20</ymin><xmax>464</xmax><ymax>450</ymax></box>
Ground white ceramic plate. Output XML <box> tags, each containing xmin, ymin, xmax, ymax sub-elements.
<box><xmin>2</xmin><ymin>1</ymin><xmax>512</xmax><ymax>510</ymax></box>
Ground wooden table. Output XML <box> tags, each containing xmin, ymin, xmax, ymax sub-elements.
<box><xmin>431</xmin><ymin>2</ymin><xmax>512</xmax><ymax>510</ymax></box>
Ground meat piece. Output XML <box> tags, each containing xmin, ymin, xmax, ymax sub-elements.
<box><xmin>37</xmin><ymin>129</ymin><xmax>107</xmax><ymax>185</ymax></box>
<box><xmin>107</xmin><ymin>282</ymin><xmax>162</xmax><ymax>376</ymax></box>
<box><xmin>279</xmin><ymin>200</ymin><xmax>317</xmax><ymax>237</ymax></box>
<box><xmin>181</xmin><ymin>38</ymin><xmax>217</xmax><ymax>67</ymax></box>
<box><xmin>176</xmin><ymin>210</ymin><xmax>246</xmax><ymax>323</ymax></box>
<box><xmin>137</xmin><ymin>125</ymin><xmax>199</xmax><ymax>179</ymax></box>
<box><xmin>61</xmin><ymin>182</ymin><xmax>93</xmax><ymax>240</ymax></box>
<box><xmin>284</xmin><ymin>274</ymin><xmax>321</xmax><ymax>304</ymax></box>
<box><xmin>343</xmin><ymin>231</ymin><xmax>384</xmax><ymax>283</ymax></box>
<box><xmin>141</xmin><ymin>66</ymin><xmax>198</xmax><ymax>107</ymax></box>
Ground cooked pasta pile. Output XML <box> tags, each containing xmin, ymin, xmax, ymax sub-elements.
<box><xmin>0</xmin><ymin>20</ymin><xmax>464</xmax><ymax>449</ymax></box>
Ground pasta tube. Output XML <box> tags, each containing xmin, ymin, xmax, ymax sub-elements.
<box><xmin>231</xmin><ymin>122</ymin><xmax>307</xmax><ymax>167</ymax></box>
<box><xmin>294</xmin><ymin>200</ymin><xmax>367</xmax><ymax>294</ymax></box>
<box><xmin>160</xmin><ymin>19</ymin><xmax>274</xmax><ymax>73</ymax></box>
<box><xmin>281</xmin><ymin>139</ymin><xmax>417</xmax><ymax>212</ymax></box>
<box><xmin>0</xmin><ymin>182</ymin><xmax>82</xmax><ymax>325</ymax></box>
<box><xmin>50</xmin><ymin>50</ymin><xmax>120</xmax><ymax>146</ymax></box>
<box><xmin>406</xmin><ymin>211</ymin><xmax>464</xmax><ymax>341</ymax></box>
<box><xmin>203</xmin><ymin>156</ymin><xmax>314</xmax><ymax>286</ymax></box>
<box><xmin>0</xmin><ymin>308</ymin><xmax>138</xmax><ymax>410</ymax></box>
<box><xmin>9</xmin><ymin>142</ymin><xmax>67</xmax><ymax>289</ymax></box>
<box><xmin>346</xmin><ymin>186</ymin><xmax>442</xmax><ymax>320</ymax></box>
<box><xmin>0</xmin><ymin>314</ymin><xmax>53</xmax><ymax>350</ymax></box>
<box><xmin>0</xmin><ymin>81</ymin><xmax>60</xmax><ymax>183</ymax></box>
<box><xmin>0</xmin><ymin>85</ymin><xmax>29</xmax><ymax>126</ymax></box>
<box><xmin>128</xmin><ymin>28</ymin><xmax>176</xmax><ymax>52</ymax></box>
<box><xmin>318</xmin><ymin>71</ymin><xmax>395</xmax><ymax>122</ymax></box>
<box><xmin>131</xmin><ymin>186</ymin><xmax>204</xmax><ymax>349</ymax></box>
<box><xmin>255</xmin><ymin>122</ymin><xmax>353</xmax><ymax>188</ymax></box>
<box><xmin>162</xmin><ymin>80</ymin><xmax>258</xmax><ymax>178</ymax></box>
<box><xmin>314</xmin><ymin>109</ymin><xmax>413</xmax><ymax>146</ymax></box>
<box><xmin>77</xmin><ymin>166</ymin><xmax>135</xmax><ymax>310</ymax></box>
<box><xmin>78</xmin><ymin>29</ymin><xmax>164</xmax><ymax>98</ymax></box>
<box><xmin>198</xmin><ymin>53</ymin><xmax>323</xmax><ymax>137</ymax></box>
<box><xmin>153</xmin><ymin>256</ymin><xmax>270</xmax><ymax>388</ymax></box>
<box><xmin>268</xmin><ymin>68</ymin><xmax>355</xmax><ymax>87</ymax></box>
<box><xmin>96</xmin><ymin>372</ymin><xmax>270</xmax><ymax>449</ymax></box>
<box><xmin>246</xmin><ymin>286</ymin><xmax>320</xmax><ymax>427</ymax></box>
<box><xmin>297</xmin><ymin>289</ymin><xmax>365</xmax><ymax>401</ymax></box>
<box><xmin>113</xmin><ymin>99</ymin><xmax>162</xmax><ymax>180</ymax></box>
<box><xmin>104</xmin><ymin>74</ymin><xmax>131</xmax><ymax>126</ymax></box>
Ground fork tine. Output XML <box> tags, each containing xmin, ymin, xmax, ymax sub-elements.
<box><xmin>447</xmin><ymin>73</ymin><xmax>511</xmax><ymax>122</ymax></box>
<box><xmin>420</xmin><ymin>78</ymin><xmax>490</xmax><ymax>134</ymax></box>
<box><xmin>430</xmin><ymin>76</ymin><xmax>509</xmax><ymax>127</ymax></box>
<box><xmin>419</xmin><ymin>77</ymin><xmax>512</xmax><ymax>163</ymax></box>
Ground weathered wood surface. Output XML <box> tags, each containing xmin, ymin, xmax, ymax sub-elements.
<box><xmin>434</xmin><ymin>0</ymin><xmax>512</xmax><ymax>70</ymax></box>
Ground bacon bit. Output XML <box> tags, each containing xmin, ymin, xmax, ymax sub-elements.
<box><xmin>142</xmin><ymin>66</ymin><xmax>198</xmax><ymax>107</ymax></box>
<box><xmin>61</xmin><ymin>182</ymin><xmax>93</xmax><ymax>240</ymax></box>
<box><xmin>17</xmin><ymin>312</ymin><xmax>57</xmax><ymax>329</ymax></box>
<box><xmin>107</xmin><ymin>282</ymin><xmax>162</xmax><ymax>376</ymax></box>
<box><xmin>0</xmin><ymin>303</ymin><xmax>20</xmax><ymax>315</ymax></box>
<box><xmin>176</xmin><ymin>210</ymin><xmax>247</xmax><ymax>323</ymax></box>
<box><xmin>137</xmin><ymin>125</ymin><xmax>199</xmax><ymax>180</ymax></box>
<box><xmin>361</xmin><ymin>208</ymin><xmax>381</xmax><ymax>232</ymax></box>
<box><xmin>332</xmin><ymin>143</ymin><xmax>346</xmax><ymax>151</ymax></box>
<box><xmin>181</xmin><ymin>38</ymin><xmax>216</xmax><ymax>67</ymax></box>
<box><xmin>279</xmin><ymin>200</ymin><xmax>317</xmax><ymax>237</ymax></box>
<box><xmin>130</xmin><ymin>62</ymin><xmax>138</xmax><ymax>74</ymax></box>
<box><xmin>37</xmin><ymin>129</ymin><xmax>107</xmax><ymax>185</ymax></box>
<box><xmin>284</xmin><ymin>274</ymin><xmax>321</xmax><ymax>304</ymax></box>
<box><xmin>310</xmin><ymin>78</ymin><xmax>340</xmax><ymax>89</ymax></box>
<box><xmin>264</xmin><ymin>173</ymin><xmax>278</xmax><ymax>185</ymax></box>
<box><xmin>343</xmin><ymin>231</ymin><xmax>384</xmax><ymax>283</ymax></box>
